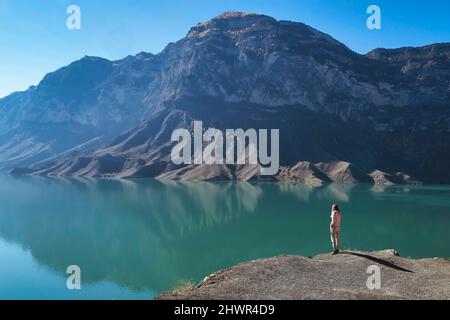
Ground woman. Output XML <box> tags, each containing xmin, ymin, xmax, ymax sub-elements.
<box><xmin>330</xmin><ymin>204</ymin><xmax>342</xmax><ymax>255</ymax></box>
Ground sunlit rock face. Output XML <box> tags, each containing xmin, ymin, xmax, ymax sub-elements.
<box><xmin>2</xmin><ymin>12</ymin><xmax>450</xmax><ymax>183</ymax></box>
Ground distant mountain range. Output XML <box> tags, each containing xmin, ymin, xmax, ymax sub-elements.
<box><xmin>2</xmin><ymin>12</ymin><xmax>450</xmax><ymax>184</ymax></box>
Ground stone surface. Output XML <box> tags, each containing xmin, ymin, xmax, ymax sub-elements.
<box><xmin>156</xmin><ymin>250</ymin><xmax>450</xmax><ymax>300</ymax></box>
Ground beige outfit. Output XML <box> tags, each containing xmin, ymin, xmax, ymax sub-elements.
<box><xmin>330</xmin><ymin>210</ymin><xmax>341</xmax><ymax>251</ymax></box>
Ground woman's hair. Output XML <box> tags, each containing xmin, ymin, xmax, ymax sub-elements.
<box><xmin>332</xmin><ymin>204</ymin><xmax>340</xmax><ymax>212</ymax></box>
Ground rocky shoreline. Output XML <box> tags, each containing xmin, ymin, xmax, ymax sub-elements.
<box><xmin>15</xmin><ymin>160</ymin><xmax>420</xmax><ymax>185</ymax></box>
<box><xmin>156</xmin><ymin>250</ymin><xmax>450</xmax><ymax>300</ymax></box>
<box><xmin>154</xmin><ymin>160</ymin><xmax>421</xmax><ymax>185</ymax></box>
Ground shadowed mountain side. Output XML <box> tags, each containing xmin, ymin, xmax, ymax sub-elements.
<box><xmin>16</xmin><ymin>98</ymin><xmax>420</xmax><ymax>184</ymax></box>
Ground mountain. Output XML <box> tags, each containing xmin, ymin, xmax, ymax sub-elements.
<box><xmin>0</xmin><ymin>53</ymin><xmax>161</xmax><ymax>169</ymax></box>
<box><xmin>4</xmin><ymin>12</ymin><xmax>450</xmax><ymax>183</ymax></box>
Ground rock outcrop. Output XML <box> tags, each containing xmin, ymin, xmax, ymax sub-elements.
<box><xmin>156</xmin><ymin>250</ymin><xmax>450</xmax><ymax>300</ymax></box>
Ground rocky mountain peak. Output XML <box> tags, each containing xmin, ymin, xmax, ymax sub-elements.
<box><xmin>155</xmin><ymin>11</ymin><xmax>364</xmax><ymax>111</ymax></box>
<box><xmin>189</xmin><ymin>11</ymin><xmax>276</xmax><ymax>34</ymax></box>
<box><xmin>186</xmin><ymin>12</ymin><xmax>277</xmax><ymax>43</ymax></box>
<box><xmin>214</xmin><ymin>11</ymin><xmax>264</xmax><ymax>19</ymax></box>
<box><xmin>186</xmin><ymin>11</ymin><xmax>342</xmax><ymax>48</ymax></box>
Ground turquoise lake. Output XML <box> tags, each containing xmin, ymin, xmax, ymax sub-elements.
<box><xmin>0</xmin><ymin>174</ymin><xmax>449</xmax><ymax>300</ymax></box>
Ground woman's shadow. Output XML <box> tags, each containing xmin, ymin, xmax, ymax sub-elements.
<box><xmin>341</xmin><ymin>251</ymin><xmax>414</xmax><ymax>273</ymax></box>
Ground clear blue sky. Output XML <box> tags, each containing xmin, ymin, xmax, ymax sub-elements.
<box><xmin>1</xmin><ymin>0</ymin><xmax>450</xmax><ymax>98</ymax></box>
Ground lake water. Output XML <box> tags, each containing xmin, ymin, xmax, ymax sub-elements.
<box><xmin>0</xmin><ymin>174</ymin><xmax>449</xmax><ymax>300</ymax></box>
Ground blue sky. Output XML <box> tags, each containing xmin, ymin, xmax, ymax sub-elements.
<box><xmin>1</xmin><ymin>0</ymin><xmax>450</xmax><ymax>98</ymax></box>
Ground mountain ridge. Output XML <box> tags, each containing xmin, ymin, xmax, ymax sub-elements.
<box><xmin>3</xmin><ymin>12</ymin><xmax>450</xmax><ymax>183</ymax></box>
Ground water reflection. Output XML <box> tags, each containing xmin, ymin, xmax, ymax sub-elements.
<box><xmin>0</xmin><ymin>176</ymin><xmax>267</xmax><ymax>293</ymax></box>
<box><xmin>0</xmin><ymin>175</ymin><xmax>449</xmax><ymax>297</ymax></box>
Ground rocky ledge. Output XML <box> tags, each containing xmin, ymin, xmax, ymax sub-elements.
<box><xmin>156</xmin><ymin>250</ymin><xmax>450</xmax><ymax>300</ymax></box>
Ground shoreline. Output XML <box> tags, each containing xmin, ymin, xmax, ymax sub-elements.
<box><xmin>10</xmin><ymin>160</ymin><xmax>423</xmax><ymax>185</ymax></box>
<box><xmin>6</xmin><ymin>171</ymin><xmax>423</xmax><ymax>186</ymax></box>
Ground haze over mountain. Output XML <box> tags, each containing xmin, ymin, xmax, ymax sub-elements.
<box><xmin>2</xmin><ymin>12</ymin><xmax>450</xmax><ymax>184</ymax></box>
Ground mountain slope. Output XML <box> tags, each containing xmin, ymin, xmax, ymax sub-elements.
<box><xmin>0</xmin><ymin>53</ymin><xmax>161</xmax><ymax>169</ymax></box>
<box><xmin>5</xmin><ymin>12</ymin><xmax>450</xmax><ymax>183</ymax></box>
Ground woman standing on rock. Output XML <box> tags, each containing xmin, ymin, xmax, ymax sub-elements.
<box><xmin>330</xmin><ymin>204</ymin><xmax>342</xmax><ymax>255</ymax></box>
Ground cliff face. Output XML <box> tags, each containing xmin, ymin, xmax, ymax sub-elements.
<box><xmin>3</xmin><ymin>12</ymin><xmax>450</xmax><ymax>183</ymax></box>
<box><xmin>0</xmin><ymin>54</ymin><xmax>161</xmax><ymax>169</ymax></box>
<box><xmin>156</xmin><ymin>250</ymin><xmax>450</xmax><ymax>300</ymax></box>
<box><xmin>366</xmin><ymin>43</ymin><xmax>450</xmax><ymax>86</ymax></box>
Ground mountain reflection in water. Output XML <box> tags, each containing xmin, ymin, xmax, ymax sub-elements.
<box><xmin>0</xmin><ymin>175</ymin><xmax>449</xmax><ymax>297</ymax></box>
